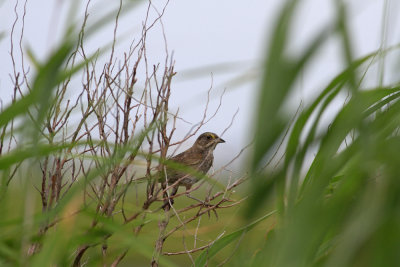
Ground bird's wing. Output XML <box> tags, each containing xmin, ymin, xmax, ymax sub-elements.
<box><xmin>170</xmin><ymin>151</ymin><xmax>201</xmax><ymax>167</ymax></box>
<box><xmin>155</xmin><ymin>151</ymin><xmax>201</xmax><ymax>172</ymax></box>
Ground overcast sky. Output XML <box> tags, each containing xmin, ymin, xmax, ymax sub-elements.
<box><xmin>1</xmin><ymin>0</ymin><xmax>399</xmax><ymax>169</ymax></box>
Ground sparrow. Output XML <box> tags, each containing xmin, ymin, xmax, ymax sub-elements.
<box><xmin>158</xmin><ymin>132</ymin><xmax>225</xmax><ymax>205</ymax></box>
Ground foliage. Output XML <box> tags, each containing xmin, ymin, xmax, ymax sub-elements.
<box><xmin>241</xmin><ymin>1</ymin><xmax>400</xmax><ymax>267</ymax></box>
<box><xmin>1</xmin><ymin>1</ymin><xmax>246</xmax><ymax>266</ymax></box>
<box><xmin>1</xmin><ymin>0</ymin><xmax>400</xmax><ymax>266</ymax></box>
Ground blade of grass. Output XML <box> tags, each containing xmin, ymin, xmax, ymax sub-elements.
<box><xmin>194</xmin><ymin>210</ymin><xmax>276</xmax><ymax>267</ymax></box>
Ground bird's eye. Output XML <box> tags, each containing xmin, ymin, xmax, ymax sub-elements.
<box><xmin>206</xmin><ymin>135</ymin><xmax>211</xmax><ymax>140</ymax></box>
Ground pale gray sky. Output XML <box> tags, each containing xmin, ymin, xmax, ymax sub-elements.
<box><xmin>1</xmin><ymin>0</ymin><xmax>399</xmax><ymax>169</ymax></box>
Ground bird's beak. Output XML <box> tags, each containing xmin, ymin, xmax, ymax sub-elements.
<box><xmin>218</xmin><ymin>138</ymin><xmax>225</xmax><ymax>143</ymax></box>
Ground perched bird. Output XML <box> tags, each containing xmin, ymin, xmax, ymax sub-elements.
<box><xmin>158</xmin><ymin>132</ymin><xmax>225</xmax><ymax>205</ymax></box>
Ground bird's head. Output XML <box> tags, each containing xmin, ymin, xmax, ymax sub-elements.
<box><xmin>194</xmin><ymin>132</ymin><xmax>225</xmax><ymax>151</ymax></box>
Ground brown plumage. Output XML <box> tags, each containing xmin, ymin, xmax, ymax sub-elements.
<box><xmin>159</xmin><ymin>132</ymin><xmax>225</xmax><ymax>204</ymax></box>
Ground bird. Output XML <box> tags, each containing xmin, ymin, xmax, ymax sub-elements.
<box><xmin>157</xmin><ymin>132</ymin><xmax>225</xmax><ymax>206</ymax></box>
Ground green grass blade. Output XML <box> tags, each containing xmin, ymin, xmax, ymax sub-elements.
<box><xmin>194</xmin><ymin>210</ymin><xmax>276</xmax><ymax>267</ymax></box>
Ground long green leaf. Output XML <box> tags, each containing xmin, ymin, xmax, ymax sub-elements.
<box><xmin>194</xmin><ymin>210</ymin><xmax>276</xmax><ymax>267</ymax></box>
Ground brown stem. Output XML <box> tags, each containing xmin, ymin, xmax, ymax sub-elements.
<box><xmin>73</xmin><ymin>245</ymin><xmax>90</xmax><ymax>267</ymax></box>
<box><xmin>151</xmin><ymin>205</ymin><xmax>171</xmax><ymax>266</ymax></box>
